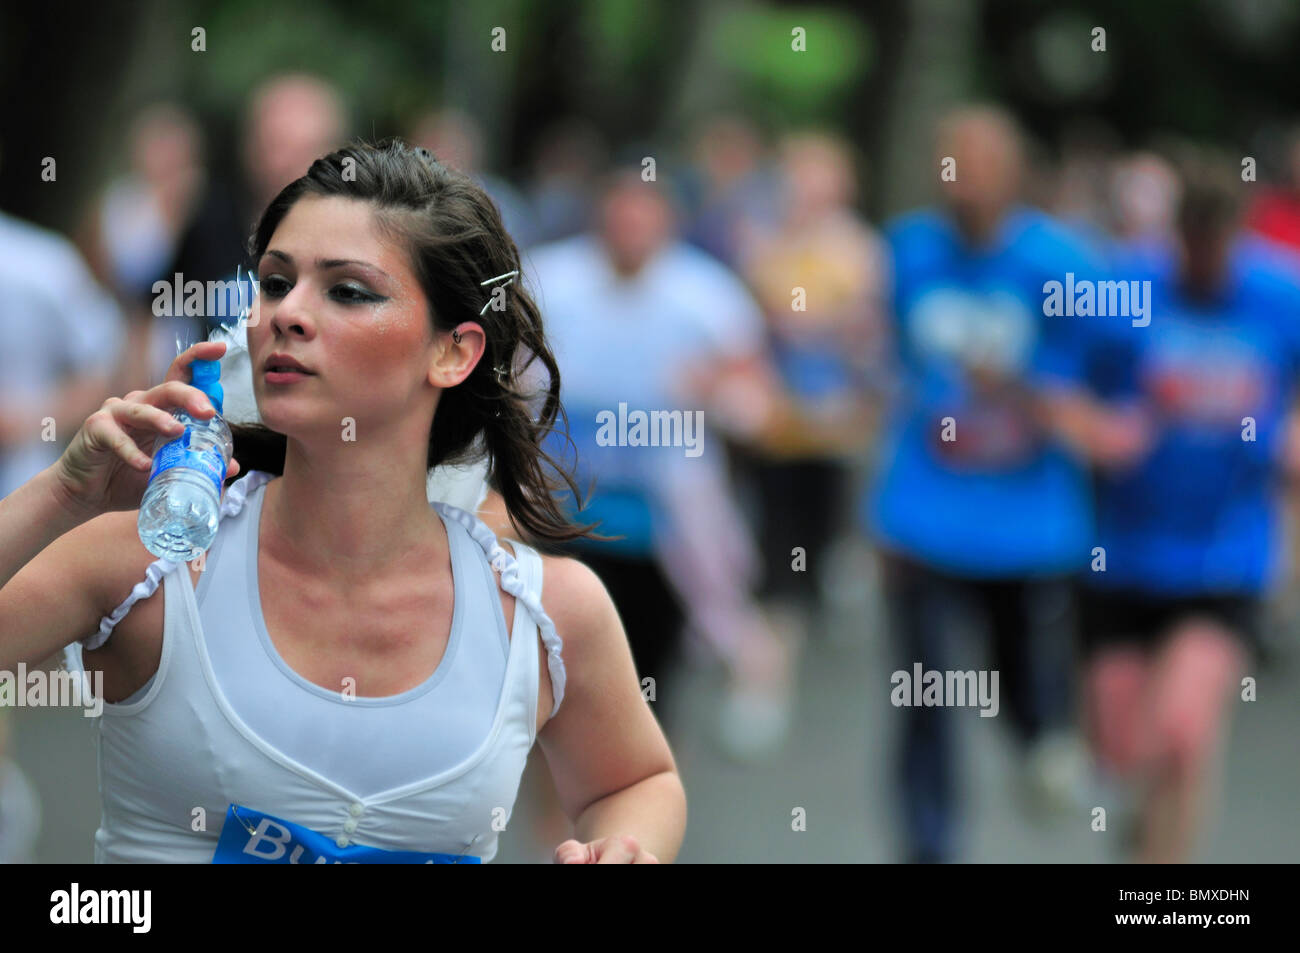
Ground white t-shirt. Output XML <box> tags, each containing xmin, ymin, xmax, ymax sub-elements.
<box><xmin>524</xmin><ymin>234</ymin><xmax>768</xmax><ymax>501</ymax></box>
<box><xmin>525</xmin><ymin>234</ymin><xmax>765</xmax><ymax>411</ymax></box>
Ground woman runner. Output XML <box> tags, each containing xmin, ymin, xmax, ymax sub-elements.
<box><xmin>0</xmin><ymin>139</ymin><xmax>686</xmax><ymax>864</ymax></box>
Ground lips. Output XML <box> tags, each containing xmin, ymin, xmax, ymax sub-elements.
<box><xmin>264</xmin><ymin>353</ymin><xmax>314</xmax><ymax>375</ymax></box>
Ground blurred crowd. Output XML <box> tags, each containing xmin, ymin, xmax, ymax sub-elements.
<box><xmin>4</xmin><ymin>71</ymin><xmax>1300</xmax><ymax>864</ymax></box>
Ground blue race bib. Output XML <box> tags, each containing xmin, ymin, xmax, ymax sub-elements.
<box><xmin>211</xmin><ymin>804</ymin><xmax>480</xmax><ymax>864</ymax></box>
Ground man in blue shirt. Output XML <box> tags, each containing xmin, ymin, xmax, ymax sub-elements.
<box><xmin>1078</xmin><ymin>154</ymin><xmax>1300</xmax><ymax>862</ymax></box>
<box><xmin>865</xmin><ymin>106</ymin><xmax>1109</xmax><ymax>862</ymax></box>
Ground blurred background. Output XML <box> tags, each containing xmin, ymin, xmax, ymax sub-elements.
<box><xmin>2</xmin><ymin>0</ymin><xmax>1300</xmax><ymax>863</ymax></box>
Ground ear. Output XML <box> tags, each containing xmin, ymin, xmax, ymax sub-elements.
<box><xmin>428</xmin><ymin>321</ymin><xmax>486</xmax><ymax>389</ymax></box>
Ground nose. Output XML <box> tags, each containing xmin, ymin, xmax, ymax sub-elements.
<box><xmin>268</xmin><ymin>282</ymin><xmax>318</xmax><ymax>340</ymax></box>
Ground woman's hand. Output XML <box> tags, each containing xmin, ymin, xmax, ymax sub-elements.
<box><xmin>51</xmin><ymin>341</ymin><xmax>240</xmax><ymax>519</ymax></box>
<box><xmin>553</xmin><ymin>835</ymin><xmax>660</xmax><ymax>864</ymax></box>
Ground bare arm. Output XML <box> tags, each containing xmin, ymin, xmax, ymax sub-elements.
<box><xmin>0</xmin><ymin>467</ymin><xmax>132</xmax><ymax>672</ymax></box>
<box><xmin>568</xmin><ymin>772</ymin><xmax>686</xmax><ymax>863</ymax></box>
<box><xmin>682</xmin><ymin>350</ymin><xmax>784</xmax><ymax>447</ymax></box>
<box><xmin>1034</xmin><ymin>384</ymin><xmax>1153</xmax><ymax>470</ymax></box>
<box><xmin>536</xmin><ymin>556</ymin><xmax>687</xmax><ymax>863</ymax></box>
<box><xmin>1</xmin><ymin>341</ymin><xmax>237</xmax><ymax>672</ymax></box>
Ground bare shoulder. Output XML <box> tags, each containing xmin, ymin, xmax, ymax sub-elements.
<box><xmin>531</xmin><ymin>551</ymin><xmax>639</xmax><ymax>717</ymax></box>
<box><xmin>74</xmin><ymin>510</ymin><xmax>177</xmax><ymax>683</ymax></box>
<box><xmin>486</xmin><ymin>544</ymin><xmax>616</xmax><ymax>734</ymax></box>
<box><xmin>489</xmin><ymin>543</ymin><xmax>632</xmax><ymax>738</ymax></box>
<box><xmin>529</xmin><ymin>551</ymin><xmax>676</xmax><ymax>824</ymax></box>
<box><xmin>534</xmin><ymin>553</ymin><xmax>620</xmax><ymax>655</ymax></box>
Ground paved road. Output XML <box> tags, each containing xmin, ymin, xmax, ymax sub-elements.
<box><xmin>10</xmin><ymin>574</ymin><xmax>1299</xmax><ymax>864</ymax></box>
<box><xmin>497</xmin><ymin>598</ymin><xmax>1300</xmax><ymax>864</ymax></box>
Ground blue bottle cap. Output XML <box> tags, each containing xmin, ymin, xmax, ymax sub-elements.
<box><xmin>190</xmin><ymin>359</ymin><xmax>224</xmax><ymax>415</ymax></box>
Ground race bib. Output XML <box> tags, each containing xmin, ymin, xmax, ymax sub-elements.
<box><xmin>1145</xmin><ymin>357</ymin><xmax>1267</xmax><ymax>426</ymax></box>
<box><xmin>211</xmin><ymin>804</ymin><xmax>480</xmax><ymax>864</ymax></box>
<box><xmin>929</xmin><ymin>402</ymin><xmax>1042</xmax><ymax>470</ymax></box>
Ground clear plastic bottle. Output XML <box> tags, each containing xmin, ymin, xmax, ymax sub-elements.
<box><xmin>137</xmin><ymin>359</ymin><xmax>234</xmax><ymax>561</ymax></box>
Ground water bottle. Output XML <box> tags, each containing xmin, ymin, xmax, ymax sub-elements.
<box><xmin>137</xmin><ymin>359</ymin><xmax>234</xmax><ymax>561</ymax></box>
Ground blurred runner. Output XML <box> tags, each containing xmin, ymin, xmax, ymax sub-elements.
<box><xmin>1050</xmin><ymin>119</ymin><xmax>1123</xmax><ymax>251</ymax></box>
<box><xmin>147</xmin><ymin>73</ymin><xmax>348</xmax><ymax>383</ymax></box>
<box><xmin>681</xmin><ymin>113</ymin><xmax>782</xmax><ymax>270</ymax></box>
<box><xmin>410</xmin><ymin>108</ymin><xmax>538</xmax><ymax>250</ymax></box>
<box><xmin>1080</xmin><ymin>153</ymin><xmax>1300</xmax><ymax>862</ymax></box>
<box><xmin>0</xmin><ymin>210</ymin><xmax>125</xmax><ymax>499</ymax></box>
<box><xmin>525</xmin><ymin>118</ymin><xmax>608</xmax><ymax>247</ymax></box>
<box><xmin>863</xmin><ymin>106</ymin><xmax>1097</xmax><ymax>862</ymax></box>
<box><xmin>1110</xmin><ymin>151</ymin><xmax>1181</xmax><ymax>247</ymax></box>
<box><xmin>0</xmin><ymin>204</ymin><xmax>124</xmax><ymax>865</ymax></box>
<box><xmin>80</xmin><ymin>103</ymin><xmax>204</xmax><ymax>393</ymax></box>
<box><xmin>738</xmin><ymin>130</ymin><xmax>890</xmax><ymax>641</ymax></box>
<box><xmin>529</xmin><ymin>163</ymin><xmax>796</xmax><ymax>761</ymax></box>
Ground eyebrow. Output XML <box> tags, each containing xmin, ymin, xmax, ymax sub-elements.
<box><xmin>261</xmin><ymin>249</ymin><xmax>392</xmax><ymax>280</ymax></box>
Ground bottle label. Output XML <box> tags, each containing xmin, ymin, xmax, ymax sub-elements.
<box><xmin>148</xmin><ymin>429</ymin><xmax>225</xmax><ymax>498</ymax></box>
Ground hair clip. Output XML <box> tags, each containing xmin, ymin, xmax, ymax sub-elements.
<box><xmin>479</xmin><ymin>269</ymin><xmax>519</xmax><ymax>316</ymax></box>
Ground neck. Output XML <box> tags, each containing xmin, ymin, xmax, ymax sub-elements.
<box><xmin>787</xmin><ymin>204</ymin><xmax>829</xmax><ymax>230</ymax></box>
<box><xmin>259</xmin><ymin>431</ymin><xmax>439</xmax><ymax>579</ymax></box>
<box><xmin>608</xmin><ymin>255</ymin><xmax>648</xmax><ymax>279</ymax></box>
<box><xmin>965</xmin><ymin>226</ymin><xmax>995</xmax><ymax>248</ymax></box>
<box><xmin>956</xmin><ymin>211</ymin><xmax>1002</xmax><ymax>249</ymax></box>
<box><xmin>1178</xmin><ymin>272</ymin><xmax>1226</xmax><ymax>304</ymax></box>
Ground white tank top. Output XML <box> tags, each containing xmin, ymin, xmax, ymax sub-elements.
<box><xmin>63</xmin><ymin>470</ymin><xmax>567</xmax><ymax>864</ymax></box>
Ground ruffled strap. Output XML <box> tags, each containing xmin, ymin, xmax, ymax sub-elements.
<box><xmin>80</xmin><ymin>469</ymin><xmax>274</xmax><ymax>651</ymax></box>
<box><xmin>81</xmin><ymin>557</ymin><xmax>174</xmax><ymax>651</ymax></box>
<box><xmin>219</xmin><ymin>468</ymin><xmax>275</xmax><ymax>518</ymax></box>
<box><xmin>432</xmin><ymin>501</ymin><xmax>567</xmax><ymax>718</ymax></box>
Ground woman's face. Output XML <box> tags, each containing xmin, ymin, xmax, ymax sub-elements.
<box><xmin>249</xmin><ymin>194</ymin><xmax>438</xmax><ymax>442</ymax></box>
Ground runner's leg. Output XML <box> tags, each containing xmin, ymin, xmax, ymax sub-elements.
<box><xmin>1136</xmin><ymin>615</ymin><xmax>1247</xmax><ymax>863</ymax></box>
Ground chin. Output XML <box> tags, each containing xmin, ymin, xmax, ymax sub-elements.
<box><xmin>254</xmin><ymin>401</ymin><xmax>315</xmax><ymax>437</ymax></box>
